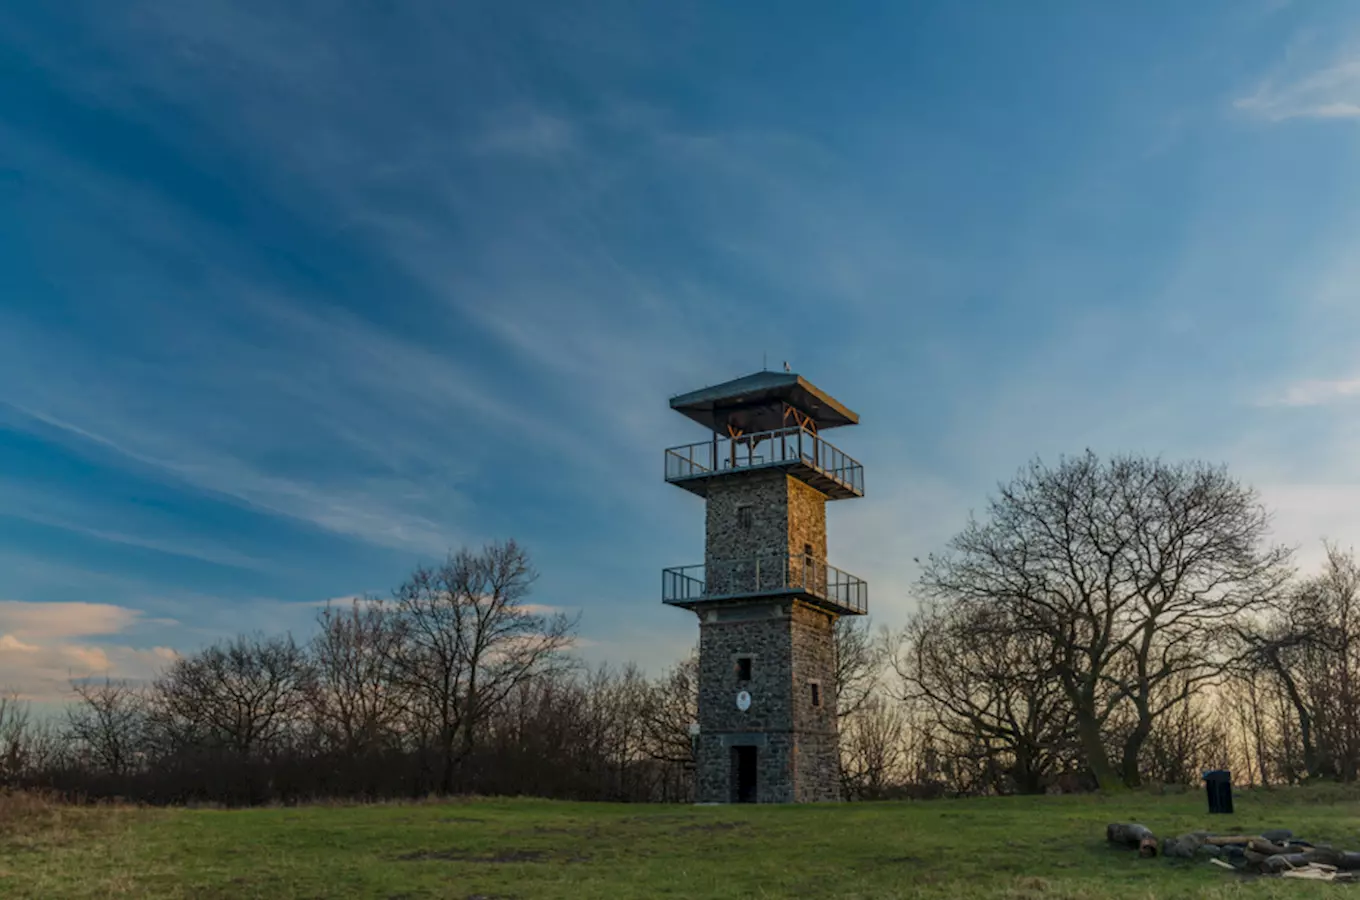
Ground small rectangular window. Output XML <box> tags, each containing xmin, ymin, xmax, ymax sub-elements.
<box><xmin>736</xmin><ymin>657</ymin><xmax>752</xmax><ymax>681</ymax></box>
<box><xmin>737</xmin><ymin>506</ymin><xmax>753</xmax><ymax>529</ymax></box>
<box><xmin>810</xmin><ymin>683</ymin><xmax>821</xmax><ymax>707</ymax></box>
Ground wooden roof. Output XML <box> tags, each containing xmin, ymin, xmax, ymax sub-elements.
<box><xmin>668</xmin><ymin>371</ymin><xmax>858</xmax><ymax>432</ymax></box>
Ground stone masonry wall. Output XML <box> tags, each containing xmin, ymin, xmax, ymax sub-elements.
<box><xmin>692</xmin><ymin>469</ymin><xmax>842</xmax><ymax>803</ymax></box>
<box><xmin>786</xmin><ymin>476</ymin><xmax>828</xmax><ymax>560</ymax></box>
<box><xmin>786</xmin><ymin>476</ymin><xmax>829</xmax><ymax>595</ymax></box>
<box><xmin>789</xmin><ymin>601</ymin><xmax>841</xmax><ymax>802</ymax></box>
<box><xmin>704</xmin><ymin>472</ymin><xmax>788</xmax><ymax>595</ymax></box>
<box><xmin>693</xmin><ymin>600</ymin><xmax>845</xmax><ymax>803</ymax></box>
<box><xmin>694</xmin><ymin>603</ymin><xmax>795</xmax><ymax>803</ymax></box>
<box><xmin>704</xmin><ymin>472</ymin><xmax>829</xmax><ymax>596</ymax></box>
<box><xmin>697</xmin><ymin>604</ymin><xmax>793</xmax><ymax>735</ymax></box>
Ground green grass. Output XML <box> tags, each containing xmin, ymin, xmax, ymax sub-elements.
<box><xmin>4</xmin><ymin>786</ymin><xmax>1360</xmax><ymax>898</ymax></box>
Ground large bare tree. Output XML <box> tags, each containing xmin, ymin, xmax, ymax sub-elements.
<box><xmin>66</xmin><ymin>678</ymin><xmax>148</xmax><ymax>777</ymax></box>
<box><xmin>919</xmin><ymin>451</ymin><xmax>1291</xmax><ymax>787</ymax></box>
<box><xmin>152</xmin><ymin>633</ymin><xmax>312</xmax><ymax>758</ymax></box>
<box><xmin>309</xmin><ymin>598</ymin><xmax>405</xmax><ymax>757</ymax></box>
<box><xmin>387</xmin><ymin>539</ymin><xmax>577</xmax><ymax>794</ymax></box>
<box><xmin>893</xmin><ymin>600</ymin><xmax>1076</xmax><ymax>793</ymax></box>
<box><xmin>1242</xmin><ymin>542</ymin><xmax>1360</xmax><ymax>781</ymax></box>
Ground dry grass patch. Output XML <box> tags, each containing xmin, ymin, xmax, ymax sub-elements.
<box><xmin>0</xmin><ymin>790</ymin><xmax>164</xmax><ymax>897</ymax></box>
<box><xmin>0</xmin><ymin>790</ymin><xmax>94</xmax><ymax>843</ymax></box>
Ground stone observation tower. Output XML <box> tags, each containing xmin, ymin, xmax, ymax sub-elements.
<box><xmin>662</xmin><ymin>370</ymin><xmax>867</xmax><ymax>803</ymax></box>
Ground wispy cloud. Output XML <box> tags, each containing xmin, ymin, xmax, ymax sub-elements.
<box><xmin>1261</xmin><ymin>376</ymin><xmax>1360</xmax><ymax>406</ymax></box>
<box><xmin>470</xmin><ymin>109</ymin><xmax>579</xmax><ymax>158</ymax></box>
<box><xmin>1235</xmin><ymin>57</ymin><xmax>1360</xmax><ymax>121</ymax></box>
<box><xmin>0</xmin><ymin>477</ymin><xmax>282</xmax><ymax>573</ymax></box>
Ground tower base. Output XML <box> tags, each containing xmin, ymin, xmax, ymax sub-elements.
<box><xmin>692</xmin><ymin>597</ymin><xmax>843</xmax><ymax>803</ymax></box>
<box><xmin>694</xmin><ymin>731</ymin><xmax>841</xmax><ymax>803</ymax></box>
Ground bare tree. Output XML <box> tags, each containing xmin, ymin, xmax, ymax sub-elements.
<box><xmin>308</xmin><ymin>598</ymin><xmax>405</xmax><ymax>757</ymax></box>
<box><xmin>834</xmin><ymin>616</ymin><xmax>882</xmax><ymax>720</ymax></box>
<box><xmin>0</xmin><ymin>694</ymin><xmax>64</xmax><ymax>786</ymax></box>
<box><xmin>1242</xmin><ymin>542</ymin><xmax>1360</xmax><ymax>781</ymax></box>
<box><xmin>640</xmin><ymin>649</ymin><xmax>699</xmax><ymax>768</ymax></box>
<box><xmin>66</xmin><ymin>679</ymin><xmax>148</xmax><ymax>777</ymax></box>
<box><xmin>840</xmin><ymin>695</ymin><xmax>908</xmax><ymax>800</ymax></box>
<box><xmin>153</xmin><ymin>633</ymin><xmax>312</xmax><ymax>758</ymax></box>
<box><xmin>919</xmin><ymin>451</ymin><xmax>1291</xmax><ymax>787</ymax></box>
<box><xmin>892</xmin><ymin>600</ymin><xmax>1075</xmax><ymax>793</ymax></box>
<box><xmin>577</xmin><ymin>663</ymin><xmax>652</xmax><ymax>800</ymax></box>
<box><xmin>0</xmin><ymin>693</ymin><xmax>32</xmax><ymax>785</ymax></box>
<box><xmin>387</xmin><ymin>540</ymin><xmax>577</xmax><ymax>794</ymax></box>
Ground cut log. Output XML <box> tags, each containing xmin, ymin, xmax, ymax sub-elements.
<box><xmin>1162</xmin><ymin>834</ymin><xmax>1205</xmax><ymax>858</ymax></box>
<box><xmin>1248</xmin><ymin>839</ymin><xmax>1290</xmax><ymax>857</ymax></box>
<box><xmin>1302</xmin><ymin>847</ymin><xmax>1344</xmax><ymax>868</ymax></box>
<box><xmin>1205</xmin><ymin>835</ymin><xmax>1264</xmax><ymax>846</ymax></box>
<box><xmin>1107</xmin><ymin>823</ymin><xmax>1158</xmax><ymax>857</ymax></box>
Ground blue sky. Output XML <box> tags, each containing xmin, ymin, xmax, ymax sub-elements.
<box><xmin>4</xmin><ymin>0</ymin><xmax>1360</xmax><ymax>700</ymax></box>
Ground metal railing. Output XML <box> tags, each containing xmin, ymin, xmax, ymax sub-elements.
<box><xmin>663</xmin><ymin>426</ymin><xmax>864</xmax><ymax>495</ymax></box>
<box><xmin>662</xmin><ymin>553</ymin><xmax>868</xmax><ymax>614</ymax></box>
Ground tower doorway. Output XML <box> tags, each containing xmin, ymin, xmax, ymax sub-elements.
<box><xmin>732</xmin><ymin>745</ymin><xmax>758</xmax><ymax>803</ymax></box>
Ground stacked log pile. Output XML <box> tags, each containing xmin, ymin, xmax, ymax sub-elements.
<box><xmin>1107</xmin><ymin>824</ymin><xmax>1360</xmax><ymax>883</ymax></box>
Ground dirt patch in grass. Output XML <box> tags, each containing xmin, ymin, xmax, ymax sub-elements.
<box><xmin>618</xmin><ymin>814</ymin><xmax>689</xmax><ymax>825</ymax></box>
<box><xmin>676</xmin><ymin>821</ymin><xmax>747</xmax><ymax>834</ymax></box>
<box><xmin>396</xmin><ymin>847</ymin><xmax>589</xmax><ymax>864</ymax></box>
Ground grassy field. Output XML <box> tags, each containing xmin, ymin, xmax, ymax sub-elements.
<box><xmin>4</xmin><ymin>786</ymin><xmax>1360</xmax><ymax>899</ymax></box>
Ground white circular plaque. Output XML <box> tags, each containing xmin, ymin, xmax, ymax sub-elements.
<box><xmin>735</xmin><ymin>690</ymin><xmax>752</xmax><ymax>711</ymax></box>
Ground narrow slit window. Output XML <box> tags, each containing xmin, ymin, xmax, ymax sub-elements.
<box><xmin>737</xmin><ymin>505</ymin><xmax>753</xmax><ymax>529</ymax></box>
<box><xmin>736</xmin><ymin>657</ymin><xmax>752</xmax><ymax>681</ymax></box>
<box><xmin>810</xmin><ymin>682</ymin><xmax>821</xmax><ymax>708</ymax></box>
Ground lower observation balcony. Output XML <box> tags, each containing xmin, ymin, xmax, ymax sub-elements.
<box><xmin>662</xmin><ymin>554</ymin><xmax>868</xmax><ymax>616</ymax></box>
<box><xmin>664</xmin><ymin>426</ymin><xmax>864</xmax><ymax>500</ymax></box>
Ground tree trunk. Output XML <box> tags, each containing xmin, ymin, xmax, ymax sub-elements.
<box><xmin>1271</xmin><ymin>664</ymin><xmax>1322</xmax><ymax>779</ymax></box>
<box><xmin>1120</xmin><ymin>714</ymin><xmax>1152</xmax><ymax>788</ymax></box>
<box><xmin>1011</xmin><ymin>745</ymin><xmax>1045</xmax><ymax>795</ymax></box>
<box><xmin>1076</xmin><ymin>713</ymin><xmax>1119</xmax><ymax>789</ymax></box>
<box><xmin>439</xmin><ymin>726</ymin><xmax>456</xmax><ymax>795</ymax></box>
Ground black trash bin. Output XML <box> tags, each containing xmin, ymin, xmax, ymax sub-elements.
<box><xmin>1203</xmin><ymin>769</ymin><xmax>1233</xmax><ymax>814</ymax></box>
